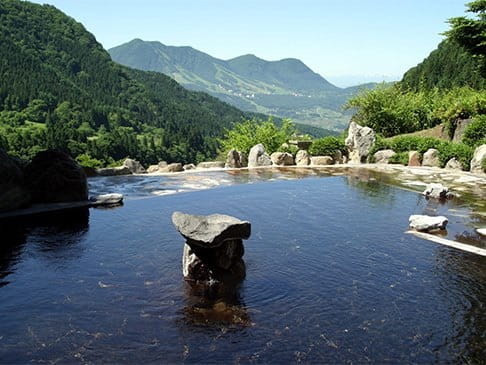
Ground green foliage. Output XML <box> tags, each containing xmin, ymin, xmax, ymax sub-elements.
<box><xmin>75</xmin><ymin>153</ymin><xmax>104</xmax><ymax>168</ymax></box>
<box><xmin>219</xmin><ymin>118</ymin><xmax>296</xmax><ymax>155</ymax></box>
<box><xmin>344</xmin><ymin>84</ymin><xmax>439</xmax><ymax>137</ymax></box>
<box><xmin>279</xmin><ymin>144</ymin><xmax>299</xmax><ymax>155</ymax></box>
<box><xmin>309</xmin><ymin>136</ymin><xmax>346</xmax><ymax>156</ymax></box>
<box><xmin>444</xmin><ymin>0</ymin><xmax>486</xmax><ymax>61</ymax></box>
<box><xmin>389</xmin><ymin>152</ymin><xmax>409</xmax><ymax>165</ymax></box>
<box><xmin>482</xmin><ymin>157</ymin><xmax>486</xmax><ymax>172</ymax></box>
<box><xmin>0</xmin><ymin>0</ymin><xmax>256</xmax><ymax>166</ymax></box>
<box><xmin>462</xmin><ymin>115</ymin><xmax>486</xmax><ymax>146</ymax></box>
<box><xmin>372</xmin><ymin>135</ymin><xmax>474</xmax><ymax>170</ymax></box>
<box><xmin>401</xmin><ymin>40</ymin><xmax>485</xmax><ymax>90</ymax></box>
<box><xmin>346</xmin><ymin>85</ymin><xmax>486</xmax><ymax>138</ymax></box>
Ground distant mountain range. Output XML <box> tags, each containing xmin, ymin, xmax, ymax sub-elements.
<box><xmin>109</xmin><ymin>39</ymin><xmax>378</xmax><ymax>131</ymax></box>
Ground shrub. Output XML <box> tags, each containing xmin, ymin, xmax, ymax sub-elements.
<box><xmin>462</xmin><ymin>115</ymin><xmax>486</xmax><ymax>147</ymax></box>
<box><xmin>389</xmin><ymin>152</ymin><xmax>409</xmax><ymax>165</ymax></box>
<box><xmin>436</xmin><ymin>143</ymin><xmax>474</xmax><ymax>169</ymax></box>
<box><xmin>309</xmin><ymin>136</ymin><xmax>346</xmax><ymax>156</ymax></box>
<box><xmin>75</xmin><ymin>153</ymin><xmax>104</xmax><ymax>168</ymax></box>
<box><xmin>219</xmin><ymin>118</ymin><xmax>296</xmax><ymax>155</ymax></box>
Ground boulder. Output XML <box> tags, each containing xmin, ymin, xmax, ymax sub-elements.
<box><xmin>445</xmin><ymin>158</ymin><xmax>462</xmax><ymax>171</ymax></box>
<box><xmin>452</xmin><ymin>118</ymin><xmax>472</xmax><ymax>143</ymax></box>
<box><xmin>248</xmin><ymin>144</ymin><xmax>272</xmax><ymax>168</ymax></box>
<box><xmin>163</xmin><ymin>163</ymin><xmax>183</xmax><ymax>173</ymax></box>
<box><xmin>172</xmin><ymin>211</ymin><xmax>251</xmax><ymax>285</ymax></box>
<box><xmin>172</xmin><ymin>211</ymin><xmax>251</xmax><ymax>249</ymax></box>
<box><xmin>225</xmin><ymin>149</ymin><xmax>247</xmax><ymax>168</ymax></box>
<box><xmin>422</xmin><ymin>148</ymin><xmax>440</xmax><ymax>167</ymax></box>
<box><xmin>408</xmin><ymin>151</ymin><xmax>421</xmax><ymax>167</ymax></box>
<box><xmin>197</xmin><ymin>161</ymin><xmax>225</xmax><ymax>169</ymax></box>
<box><xmin>147</xmin><ymin>165</ymin><xmax>159</xmax><ymax>173</ymax></box>
<box><xmin>422</xmin><ymin>183</ymin><xmax>453</xmax><ymax>200</ymax></box>
<box><xmin>311</xmin><ymin>156</ymin><xmax>334</xmax><ymax>165</ymax></box>
<box><xmin>158</xmin><ymin>161</ymin><xmax>168</xmax><ymax>169</ymax></box>
<box><xmin>270</xmin><ymin>152</ymin><xmax>294</xmax><ymax>166</ymax></box>
<box><xmin>295</xmin><ymin>150</ymin><xmax>310</xmax><ymax>166</ymax></box>
<box><xmin>97</xmin><ymin>166</ymin><xmax>132</xmax><ymax>176</ymax></box>
<box><xmin>345</xmin><ymin>121</ymin><xmax>376</xmax><ymax>163</ymax></box>
<box><xmin>90</xmin><ymin>193</ymin><xmax>123</xmax><ymax>206</ymax></box>
<box><xmin>477</xmin><ymin>228</ymin><xmax>486</xmax><ymax>236</ymax></box>
<box><xmin>123</xmin><ymin>158</ymin><xmax>146</xmax><ymax>174</ymax></box>
<box><xmin>0</xmin><ymin>149</ymin><xmax>30</xmax><ymax>212</ymax></box>
<box><xmin>82</xmin><ymin>166</ymin><xmax>97</xmax><ymax>177</ymax></box>
<box><xmin>333</xmin><ymin>150</ymin><xmax>343</xmax><ymax>164</ymax></box>
<box><xmin>24</xmin><ymin>150</ymin><xmax>88</xmax><ymax>204</ymax></box>
<box><xmin>409</xmin><ymin>215</ymin><xmax>448</xmax><ymax>232</ymax></box>
<box><xmin>373</xmin><ymin>149</ymin><xmax>396</xmax><ymax>164</ymax></box>
<box><xmin>183</xmin><ymin>163</ymin><xmax>196</xmax><ymax>171</ymax></box>
<box><xmin>470</xmin><ymin>144</ymin><xmax>486</xmax><ymax>174</ymax></box>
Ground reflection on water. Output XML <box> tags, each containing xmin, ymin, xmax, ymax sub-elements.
<box><xmin>0</xmin><ymin>172</ymin><xmax>485</xmax><ymax>363</ymax></box>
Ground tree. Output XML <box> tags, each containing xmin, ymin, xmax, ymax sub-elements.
<box><xmin>445</xmin><ymin>0</ymin><xmax>486</xmax><ymax>64</ymax></box>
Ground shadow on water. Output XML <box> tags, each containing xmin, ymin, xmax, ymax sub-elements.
<box><xmin>0</xmin><ymin>208</ymin><xmax>90</xmax><ymax>287</ymax></box>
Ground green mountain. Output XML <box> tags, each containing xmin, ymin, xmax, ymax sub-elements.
<box><xmin>401</xmin><ymin>40</ymin><xmax>485</xmax><ymax>90</ymax></box>
<box><xmin>0</xmin><ymin>0</ymin><xmax>269</xmax><ymax>165</ymax></box>
<box><xmin>109</xmin><ymin>39</ymin><xmax>371</xmax><ymax>131</ymax></box>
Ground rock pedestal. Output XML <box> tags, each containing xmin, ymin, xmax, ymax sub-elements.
<box><xmin>172</xmin><ymin>212</ymin><xmax>251</xmax><ymax>287</ymax></box>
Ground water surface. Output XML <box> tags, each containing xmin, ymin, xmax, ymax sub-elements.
<box><xmin>1</xmin><ymin>171</ymin><xmax>485</xmax><ymax>363</ymax></box>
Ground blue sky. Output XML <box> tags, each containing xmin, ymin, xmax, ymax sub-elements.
<box><xmin>32</xmin><ymin>0</ymin><xmax>467</xmax><ymax>87</ymax></box>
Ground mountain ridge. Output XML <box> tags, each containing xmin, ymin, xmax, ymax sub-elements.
<box><xmin>109</xmin><ymin>39</ymin><xmax>375</xmax><ymax>131</ymax></box>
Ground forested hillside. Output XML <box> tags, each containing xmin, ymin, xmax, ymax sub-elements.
<box><xmin>0</xmin><ymin>0</ymin><xmax>264</xmax><ymax>165</ymax></box>
<box><xmin>401</xmin><ymin>40</ymin><xmax>485</xmax><ymax>90</ymax></box>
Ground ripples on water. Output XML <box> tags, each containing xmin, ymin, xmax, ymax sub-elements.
<box><xmin>0</xmin><ymin>171</ymin><xmax>485</xmax><ymax>363</ymax></box>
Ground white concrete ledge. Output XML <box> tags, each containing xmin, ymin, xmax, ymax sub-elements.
<box><xmin>405</xmin><ymin>230</ymin><xmax>486</xmax><ymax>257</ymax></box>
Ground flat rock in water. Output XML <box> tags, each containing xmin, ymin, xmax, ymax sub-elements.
<box><xmin>477</xmin><ymin>228</ymin><xmax>486</xmax><ymax>236</ymax></box>
<box><xmin>409</xmin><ymin>215</ymin><xmax>448</xmax><ymax>232</ymax></box>
<box><xmin>172</xmin><ymin>211</ymin><xmax>251</xmax><ymax>248</ymax></box>
<box><xmin>91</xmin><ymin>193</ymin><xmax>123</xmax><ymax>205</ymax></box>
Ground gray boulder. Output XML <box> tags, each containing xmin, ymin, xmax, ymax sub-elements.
<box><xmin>333</xmin><ymin>150</ymin><xmax>344</xmax><ymax>164</ymax></box>
<box><xmin>147</xmin><ymin>165</ymin><xmax>159</xmax><ymax>173</ymax></box>
<box><xmin>470</xmin><ymin>144</ymin><xmax>486</xmax><ymax>174</ymax></box>
<box><xmin>123</xmin><ymin>158</ymin><xmax>146</xmax><ymax>174</ymax></box>
<box><xmin>295</xmin><ymin>150</ymin><xmax>310</xmax><ymax>166</ymax></box>
<box><xmin>422</xmin><ymin>148</ymin><xmax>440</xmax><ymax>167</ymax></box>
<box><xmin>311</xmin><ymin>156</ymin><xmax>334</xmax><ymax>165</ymax></box>
<box><xmin>0</xmin><ymin>150</ymin><xmax>30</xmax><ymax>212</ymax></box>
<box><xmin>97</xmin><ymin>166</ymin><xmax>132</xmax><ymax>176</ymax></box>
<box><xmin>270</xmin><ymin>152</ymin><xmax>294</xmax><ymax>166</ymax></box>
<box><xmin>197</xmin><ymin>161</ymin><xmax>225</xmax><ymax>169</ymax></box>
<box><xmin>445</xmin><ymin>158</ymin><xmax>462</xmax><ymax>170</ymax></box>
<box><xmin>248</xmin><ymin>144</ymin><xmax>272</xmax><ymax>167</ymax></box>
<box><xmin>345</xmin><ymin>121</ymin><xmax>376</xmax><ymax>163</ymax></box>
<box><xmin>183</xmin><ymin>163</ymin><xmax>196</xmax><ymax>171</ymax></box>
<box><xmin>422</xmin><ymin>183</ymin><xmax>453</xmax><ymax>200</ymax></box>
<box><xmin>24</xmin><ymin>150</ymin><xmax>88</xmax><ymax>204</ymax></box>
<box><xmin>409</xmin><ymin>215</ymin><xmax>448</xmax><ymax>232</ymax></box>
<box><xmin>159</xmin><ymin>163</ymin><xmax>183</xmax><ymax>173</ymax></box>
<box><xmin>227</xmin><ymin>150</ymin><xmax>247</xmax><ymax>168</ymax></box>
<box><xmin>172</xmin><ymin>211</ymin><xmax>251</xmax><ymax>249</ymax></box>
<box><xmin>373</xmin><ymin>149</ymin><xmax>396</xmax><ymax>164</ymax></box>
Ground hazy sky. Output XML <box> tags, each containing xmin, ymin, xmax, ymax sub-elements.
<box><xmin>32</xmin><ymin>0</ymin><xmax>467</xmax><ymax>87</ymax></box>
